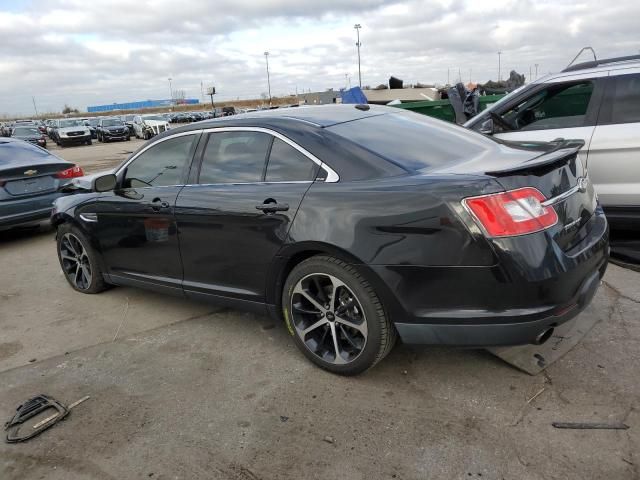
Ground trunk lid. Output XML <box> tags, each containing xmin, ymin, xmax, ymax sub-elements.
<box><xmin>440</xmin><ymin>139</ymin><xmax>598</xmax><ymax>251</ymax></box>
<box><xmin>1</xmin><ymin>163</ymin><xmax>72</xmax><ymax>198</ymax></box>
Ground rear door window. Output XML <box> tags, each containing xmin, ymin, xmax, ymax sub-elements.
<box><xmin>499</xmin><ymin>81</ymin><xmax>594</xmax><ymax>131</ymax></box>
<box><xmin>265</xmin><ymin>138</ymin><xmax>319</xmax><ymax>182</ymax></box>
<box><xmin>198</xmin><ymin>131</ymin><xmax>272</xmax><ymax>184</ymax></box>
<box><xmin>600</xmin><ymin>73</ymin><xmax>640</xmax><ymax>125</ymax></box>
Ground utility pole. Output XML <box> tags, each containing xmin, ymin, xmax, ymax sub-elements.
<box><xmin>447</xmin><ymin>68</ymin><xmax>450</xmax><ymax>85</ymax></box>
<box><xmin>32</xmin><ymin>96</ymin><xmax>39</xmax><ymax>117</ymax></box>
<box><xmin>529</xmin><ymin>66</ymin><xmax>532</xmax><ymax>83</ymax></box>
<box><xmin>264</xmin><ymin>51</ymin><xmax>272</xmax><ymax>106</ymax></box>
<box><xmin>354</xmin><ymin>24</ymin><xmax>362</xmax><ymax>88</ymax></box>
<box><xmin>535</xmin><ymin>63</ymin><xmax>539</xmax><ymax>79</ymax></box>
<box><xmin>497</xmin><ymin>51</ymin><xmax>502</xmax><ymax>81</ymax></box>
<box><xmin>168</xmin><ymin>77</ymin><xmax>173</xmax><ymax>102</ymax></box>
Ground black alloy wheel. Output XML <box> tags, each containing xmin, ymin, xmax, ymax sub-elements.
<box><xmin>57</xmin><ymin>225</ymin><xmax>108</xmax><ymax>294</ymax></box>
<box><xmin>283</xmin><ymin>255</ymin><xmax>396</xmax><ymax>375</ymax></box>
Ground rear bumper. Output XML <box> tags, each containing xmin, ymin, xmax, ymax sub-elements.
<box><xmin>395</xmin><ymin>263</ymin><xmax>605</xmax><ymax>346</ymax></box>
<box><xmin>375</xmin><ymin>207</ymin><xmax>609</xmax><ymax>347</ymax></box>
<box><xmin>0</xmin><ymin>191</ymin><xmax>69</xmax><ymax>230</ymax></box>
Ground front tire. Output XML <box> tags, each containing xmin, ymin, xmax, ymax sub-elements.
<box><xmin>282</xmin><ymin>255</ymin><xmax>396</xmax><ymax>375</ymax></box>
<box><xmin>57</xmin><ymin>224</ymin><xmax>108</xmax><ymax>294</ymax></box>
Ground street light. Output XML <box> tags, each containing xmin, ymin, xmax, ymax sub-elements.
<box><xmin>497</xmin><ymin>51</ymin><xmax>502</xmax><ymax>81</ymax></box>
<box><xmin>354</xmin><ymin>24</ymin><xmax>362</xmax><ymax>88</ymax></box>
<box><xmin>264</xmin><ymin>51</ymin><xmax>272</xmax><ymax>106</ymax></box>
<box><xmin>168</xmin><ymin>77</ymin><xmax>173</xmax><ymax>102</ymax></box>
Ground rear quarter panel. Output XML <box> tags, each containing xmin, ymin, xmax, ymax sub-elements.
<box><xmin>287</xmin><ymin>175</ymin><xmax>501</xmax><ymax>267</ymax></box>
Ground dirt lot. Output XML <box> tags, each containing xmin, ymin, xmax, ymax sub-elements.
<box><xmin>47</xmin><ymin>137</ymin><xmax>146</xmax><ymax>174</ymax></box>
<box><xmin>0</xmin><ymin>141</ymin><xmax>639</xmax><ymax>480</ymax></box>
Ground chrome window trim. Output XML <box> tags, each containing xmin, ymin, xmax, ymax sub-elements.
<box><xmin>184</xmin><ymin>180</ymin><xmax>314</xmax><ymax>187</ymax></box>
<box><xmin>200</xmin><ymin>126</ymin><xmax>339</xmax><ymax>183</ymax></box>
<box><xmin>115</xmin><ymin>126</ymin><xmax>340</xmax><ymax>185</ymax></box>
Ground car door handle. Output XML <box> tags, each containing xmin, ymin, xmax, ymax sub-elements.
<box><xmin>151</xmin><ymin>198</ymin><xmax>170</xmax><ymax>211</ymax></box>
<box><xmin>256</xmin><ymin>202</ymin><xmax>289</xmax><ymax>213</ymax></box>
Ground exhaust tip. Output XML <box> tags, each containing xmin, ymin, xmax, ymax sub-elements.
<box><xmin>534</xmin><ymin>328</ymin><xmax>555</xmax><ymax>345</ymax></box>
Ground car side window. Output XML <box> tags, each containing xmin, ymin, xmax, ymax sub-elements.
<box><xmin>122</xmin><ymin>135</ymin><xmax>195</xmax><ymax>188</ymax></box>
<box><xmin>265</xmin><ymin>138</ymin><xmax>319</xmax><ymax>182</ymax></box>
<box><xmin>601</xmin><ymin>73</ymin><xmax>640</xmax><ymax>125</ymax></box>
<box><xmin>499</xmin><ymin>81</ymin><xmax>594</xmax><ymax>132</ymax></box>
<box><xmin>198</xmin><ymin>131</ymin><xmax>272</xmax><ymax>184</ymax></box>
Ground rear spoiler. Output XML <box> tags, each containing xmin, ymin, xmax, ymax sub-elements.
<box><xmin>486</xmin><ymin>138</ymin><xmax>585</xmax><ymax>176</ymax></box>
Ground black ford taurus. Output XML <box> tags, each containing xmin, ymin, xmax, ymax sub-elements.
<box><xmin>51</xmin><ymin>105</ymin><xmax>608</xmax><ymax>375</ymax></box>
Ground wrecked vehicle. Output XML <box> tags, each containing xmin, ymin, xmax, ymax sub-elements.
<box><xmin>132</xmin><ymin>114</ymin><xmax>170</xmax><ymax>140</ymax></box>
<box><xmin>51</xmin><ymin>105</ymin><xmax>608</xmax><ymax>375</ymax></box>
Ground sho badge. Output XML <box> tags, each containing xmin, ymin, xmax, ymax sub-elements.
<box><xmin>24</xmin><ymin>169</ymin><xmax>37</xmax><ymax>176</ymax></box>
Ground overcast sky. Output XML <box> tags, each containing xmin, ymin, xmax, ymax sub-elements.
<box><xmin>1</xmin><ymin>0</ymin><xmax>638</xmax><ymax>116</ymax></box>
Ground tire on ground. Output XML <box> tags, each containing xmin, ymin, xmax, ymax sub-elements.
<box><xmin>282</xmin><ymin>255</ymin><xmax>397</xmax><ymax>375</ymax></box>
<box><xmin>56</xmin><ymin>223</ymin><xmax>109</xmax><ymax>294</ymax></box>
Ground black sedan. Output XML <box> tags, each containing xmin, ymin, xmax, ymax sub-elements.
<box><xmin>11</xmin><ymin>125</ymin><xmax>47</xmax><ymax>148</ymax></box>
<box><xmin>1</xmin><ymin>138</ymin><xmax>84</xmax><ymax>230</ymax></box>
<box><xmin>50</xmin><ymin>105</ymin><xmax>608</xmax><ymax>375</ymax></box>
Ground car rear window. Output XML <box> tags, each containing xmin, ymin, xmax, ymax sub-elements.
<box><xmin>0</xmin><ymin>140</ymin><xmax>50</xmax><ymax>164</ymax></box>
<box><xmin>326</xmin><ymin>112</ymin><xmax>492</xmax><ymax>171</ymax></box>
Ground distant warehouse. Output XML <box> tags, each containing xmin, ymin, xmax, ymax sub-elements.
<box><xmin>87</xmin><ymin>98</ymin><xmax>199</xmax><ymax>113</ymax></box>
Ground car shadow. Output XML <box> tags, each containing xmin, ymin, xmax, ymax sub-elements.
<box><xmin>0</xmin><ymin>221</ymin><xmax>54</xmax><ymax>245</ymax></box>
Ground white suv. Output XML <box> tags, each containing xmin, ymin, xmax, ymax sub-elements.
<box><xmin>466</xmin><ymin>55</ymin><xmax>640</xmax><ymax>231</ymax></box>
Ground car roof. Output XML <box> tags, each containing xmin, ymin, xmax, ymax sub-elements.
<box><xmin>174</xmin><ymin>104</ymin><xmax>388</xmax><ymax>130</ymax></box>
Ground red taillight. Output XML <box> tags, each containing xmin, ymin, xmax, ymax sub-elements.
<box><xmin>56</xmin><ymin>165</ymin><xmax>84</xmax><ymax>179</ymax></box>
<box><xmin>463</xmin><ymin>187</ymin><xmax>558</xmax><ymax>237</ymax></box>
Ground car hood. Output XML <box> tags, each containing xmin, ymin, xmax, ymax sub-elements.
<box><xmin>102</xmin><ymin>125</ymin><xmax>127</xmax><ymax>131</ymax></box>
<box><xmin>142</xmin><ymin>120</ymin><xmax>168</xmax><ymax>126</ymax></box>
<box><xmin>58</xmin><ymin>126</ymin><xmax>89</xmax><ymax>133</ymax></box>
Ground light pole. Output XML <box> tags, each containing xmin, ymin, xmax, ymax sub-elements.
<box><xmin>535</xmin><ymin>63</ymin><xmax>539</xmax><ymax>80</ymax></box>
<box><xmin>264</xmin><ymin>51</ymin><xmax>272</xmax><ymax>106</ymax></box>
<box><xmin>354</xmin><ymin>24</ymin><xmax>362</xmax><ymax>88</ymax></box>
<box><xmin>497</xmin><ymin>51</ymin><xmax>502</xmax><ymax>81</ymax></box>
<box><xmin>168</xmin><ymin>77</ymin><xmax>173</xmax><ymax>102</ymax></box>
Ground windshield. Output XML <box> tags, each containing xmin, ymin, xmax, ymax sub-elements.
<box><xmin>59</xmin><ymin>119</ymin><xmax>84</xmax><ymax>128</ymax></box>
<box><xmin>143</xmin><ymin>116</ymin><xmax>165</xmax><ymax>122</ymax></box>
<box><xmin>13</xmin><ymin>127</ymin><xmax>40</xmax><ymax>136</ymax></box>
<box><xmin>87</xmin><ymin>119</ymin><xmax>99</xmax><ymax>126</ymax></box>
<box><xmin>102</xmin><ymin>119</ymin><xmax>124</xmax><ymax>127</ymax></box>
<box><xmin>124</xmin><ymin>115</ymin><xmax>135</xmax><ymax>121</ymax></box>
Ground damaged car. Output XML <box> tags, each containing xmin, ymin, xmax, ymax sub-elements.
<box><xmin>51</xmin><ymin>105</ymin><xmax>608</xmax><ymax>375</ymax></box>
<box><xmin>132</xmin><ymin>114</ymin><xmax>170</xmax><ymax>140</ymax></box>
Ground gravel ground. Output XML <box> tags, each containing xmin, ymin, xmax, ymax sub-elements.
<box><xmin>0</xmin><ymin>141</ymin><xmax>638</xmax><ymax>480</ymax></box>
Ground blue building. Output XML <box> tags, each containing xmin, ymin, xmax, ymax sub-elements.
<box><xmin>87</xmin><ymin>99</ymin><xmax>199</xmax><ymax>113</ymax></box>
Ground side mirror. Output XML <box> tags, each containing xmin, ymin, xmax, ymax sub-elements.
<box><xmin>479</xmin><ymin>118</ymin><xmax>494</xmax><ymax>135</ymax></box>
<box><xmin>93</xmin><ymin>174</ymin><xmax>117</xmax><ymax>192</ymax></box>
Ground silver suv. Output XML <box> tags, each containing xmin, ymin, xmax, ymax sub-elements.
<box><xmin>466</xmin><ymin>55</ymin><xmax>640</xmax><ymax>230</ymax></box>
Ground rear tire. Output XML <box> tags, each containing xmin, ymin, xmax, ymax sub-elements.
<box><xmin>56</xmin><ymin>224</ymin><xmax>108</xmax><ymax>294</ymax></box>
<box><xmin>282</xmin><ymin>255</ymin><xmax>396</xmax><ymax>375</ymax></box>
<box><xmin>86</xmin><ymin>138</ymin><xmax>92</xmax><ymax>145</ymax></box>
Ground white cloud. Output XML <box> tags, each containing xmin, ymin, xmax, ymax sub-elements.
<box><xmin>0</xmin><ymin>0</ymin><xmax>638</xmax><ymax>115</ymax></box>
